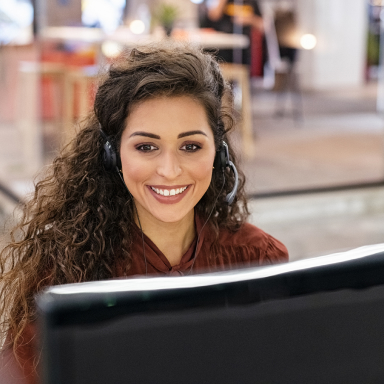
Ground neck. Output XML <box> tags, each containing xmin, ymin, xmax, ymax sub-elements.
<box><xmin>134</xmin><ymin>208</ymin><xmax>196</xmax><ymax>267</ymax></box>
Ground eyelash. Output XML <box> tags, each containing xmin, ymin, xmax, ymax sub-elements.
<box><xmin>135</xmin><ymin>142</ymin><xmax>202</xmax><ymax>153</ymax></box>
<box><xmin>180</xmin><ymin>143</ymin><xmax>202</xmax><ymax>152</ymax></box>
<box><xmin>136</xmin><ymin>144</ymin><xmax>158</xmax><ymax>152</ymax></box>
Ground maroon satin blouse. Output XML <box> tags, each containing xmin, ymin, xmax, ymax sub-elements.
<box><xmin>124</xmin><ymin>215</ymin><xmax>288</xmax><ymax>276</ymax></box>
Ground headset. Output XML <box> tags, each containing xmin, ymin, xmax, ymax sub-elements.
<box><xmin>213</xmin><ymin>141</ymin><xmax>239</xmax><ymax>205</ymax></box>
<box><xmin>99</xmin><ymin>129</ymin><xmax>121</xmax><ymax>172</ymax></box>
<box><xmin>99</xmin><ymin>128</ymin><xmax>239</xmax><ymax>204</ymax></box>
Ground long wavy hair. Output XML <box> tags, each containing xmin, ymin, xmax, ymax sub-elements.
<box><xmin>0</xmin><ymin>41</ymin><xmax>249</xmax><ymax>347</ymax></box>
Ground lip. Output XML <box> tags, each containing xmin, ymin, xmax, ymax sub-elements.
<box><xmin>147</xmin><ymin>185</ymin><xmax>190</xmax><ymax>205</ymax></box>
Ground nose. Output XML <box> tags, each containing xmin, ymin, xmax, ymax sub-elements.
<box><xmin>156</xmin><ymin>150</ymin><xmax>182</xmax><ymax>180</ymax></box>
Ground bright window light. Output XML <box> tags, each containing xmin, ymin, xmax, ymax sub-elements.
<box><xmin>0</xmin><ymin>0</ymin><xmax>34</xmax><ymax>44</ymax></box>
<box><xmin>130</xmin><ymin>19</ymin><xmax>145</xmax><ymax>34</ymax></box>
<box><xmin>190</xmin><ymin>0</ymin><xmax>204</xmax><ymax>4</ymax></box>
<box><xmin>300</xmin><ymin>34</ymin><xmax>317</xmax><ymax>50</ymax></box>
<box><xmin>102</xmin><ymin>41</ymin><xmax>123</xmax><ymax>58</ymax></box>
<box><xmin>82</xmin><ymin>0</ymin><xmax>126</xmax><ymax>34</ymax></box>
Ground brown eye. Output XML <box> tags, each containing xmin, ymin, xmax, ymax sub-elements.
<box><xmin>181</xmin><ymin>143</ymin><xmax>201</xmax><ymax>152</ymax></box>
<box><xmin>136</xmin><ymin>144</ymin><xmax>157</xmax><ymax>152</ymax></box>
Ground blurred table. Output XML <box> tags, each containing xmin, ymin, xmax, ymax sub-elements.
<box><xmin>39</xmin><ymin>27</ymin><xmax>249</xmax><ymax>50</ymax></box>
<box><xmin>39</xmin><ymin>27</ymin><xmax>255</xmax><ymax>158</ymax></box>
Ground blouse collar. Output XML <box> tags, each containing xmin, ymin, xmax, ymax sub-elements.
<box><xmin>132</xmin><ymin>213</ymin><xmax>208</xmax><ymax>276</ymax></box>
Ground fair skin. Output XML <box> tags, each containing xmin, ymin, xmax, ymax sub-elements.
<box><xmin>120</xmin><ymin>96</ymin><xmax>216</xmax><ymax>266</ymax></box>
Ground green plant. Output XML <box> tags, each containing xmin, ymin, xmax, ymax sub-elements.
<box><xmin>153</xmin><ymin>2</ymin><xmax>179</xmax><ymax>29</ymax></box>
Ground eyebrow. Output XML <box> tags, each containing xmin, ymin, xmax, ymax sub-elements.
<box><xmin>178</xmin><ymin>130</ymin><xmax>208</xmax><ymax>139</ymax></box>
<box><xmin>129</xmin><ymin>130</ymin><xmax>208</xmax><ymax>139</ymax></box>
<box><xmin>129</xmin><ymin>131</ymin><xmax>160</xmax><ymax>139</ymax></box>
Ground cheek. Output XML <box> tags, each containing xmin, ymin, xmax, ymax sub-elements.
<box><xmin>121</xmin><ymin>157</ymin><xmax>151</xmax><ymax>186</ymax></box>
<box><xmin>189</xmin><ymin>157</ymin><xmax>214</xmax><ymax>184</ymax></box>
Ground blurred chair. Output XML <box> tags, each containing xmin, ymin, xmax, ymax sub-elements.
<box><xmin>219</xmin><ymin>63</ymin><xmax>255</xmax><ymax>159</ymax></box>
<box><xmin>16</xmin><ymin>62</ymin><xmax>65</xmax><ymax>176</ymax></box>
<box><xmin>263</xmin><ymin>8</ymin><xmax>303</xmax><ymax>121</ymax></box>
<box><xmin>63</xmin><ymin>65</ymin><xmax>98</xmax><ymax>143</ymax></box>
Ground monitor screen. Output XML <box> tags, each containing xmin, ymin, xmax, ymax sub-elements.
<box><xmin>37</xmin><ymin>244</ymin><xmax>384</xmax><ymax>384</ymax></box>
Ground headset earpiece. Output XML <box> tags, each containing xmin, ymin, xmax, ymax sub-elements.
<box><xmin>214</xmin><ymin>141</ymin><xmax>239</xmax><ymax>205</ymax></box>
<box><xmin>214</xmin><ymin>142</ymin><xmax>228</xmax><ymax>171</ymax></box>
<box><xmin>100</xmin><ymin>128</ymin><xmax>121</xmax><ymax>172</ymax></box>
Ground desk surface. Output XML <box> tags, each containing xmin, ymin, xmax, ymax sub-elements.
<box><xmin>39</xmin><ymin>26</ymin><xmax>249</xmax><ymax>50</ymax></box>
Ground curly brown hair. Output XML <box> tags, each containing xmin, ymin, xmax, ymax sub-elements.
<box><xmin>0</xmin><ymin>41</ymin><xmax>249</xmax><ymax>348</ymax></box>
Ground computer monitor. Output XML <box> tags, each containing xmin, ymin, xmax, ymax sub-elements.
<box><xmin>37</xmin><ymin>244</ymin><xmax>384</xmax><ymax>384</ymax></box>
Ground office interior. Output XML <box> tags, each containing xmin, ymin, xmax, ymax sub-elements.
<box><xmin>0</xmin><ymin>0</ymin><xmax>383</xmax><ymax>261</ymax></box>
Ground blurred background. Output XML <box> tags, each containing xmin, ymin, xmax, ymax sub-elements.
<box><xmin>0</xmin><ymin>0</ymin><xmax>383</xmax><ymax>261</ymax></box>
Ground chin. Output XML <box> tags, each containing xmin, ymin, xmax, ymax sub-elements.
<box><xmin>151</xmin><ymin>207</ymin><xmax>193</xmax><ymax>224</ymax></box>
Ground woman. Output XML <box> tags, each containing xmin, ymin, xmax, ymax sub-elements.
<box><xmin>0</xmin><ymin>41</ymin><xmax>288</xmax><ymax>384</ymax></box>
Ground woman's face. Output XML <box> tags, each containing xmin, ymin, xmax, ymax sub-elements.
<box><xmin>120</xmin><ymin>96</ymin><xmax>216</xmax><ymax>225</ymax></box>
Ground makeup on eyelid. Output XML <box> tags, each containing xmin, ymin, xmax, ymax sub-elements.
<box><xmin>134</xmin><ymin>141</ymin><xmax>203</xmax><ymax>153</ymax></box>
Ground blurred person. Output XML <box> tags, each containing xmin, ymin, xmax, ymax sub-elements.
<box><xmin>199</xmin><ymin>0</ymin><xmax>264</xmax><ymax>65</ymax></box>
<box><xmin>0</xmin><ymin>41</ymin><xmax>288</xmax><ymax>384</ymax></box>
<box><xmin>274</xmin><ymin>8</ymin><xmax>298</xmax><ymax>67</ymax></box>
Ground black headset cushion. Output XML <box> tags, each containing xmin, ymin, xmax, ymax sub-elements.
<box><xmin>103</xmin><ymin>142</ymin><xmax>117</xmax><ymax>171</ymax></box>
<box><xmin>214</xmin><ymin>145</ymin><xmax>228</xmax><ymax>171</ymax></box>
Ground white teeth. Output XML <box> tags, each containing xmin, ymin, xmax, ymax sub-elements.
<box><xmin>151</xmin><ymin>186</ymin><xmax>187</xmax><ymax>196</ymax></box>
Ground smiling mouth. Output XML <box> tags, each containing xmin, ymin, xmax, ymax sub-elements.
<box><xmin>150</xmin><ymin>186</ymin><xmax>188</xmax><ymax>196</ymax></box>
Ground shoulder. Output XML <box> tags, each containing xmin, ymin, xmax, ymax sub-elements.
<box><xmin>218</xmin><ymin>222</ymin><xmax>289</xmax><ymax>264</ymax></box>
